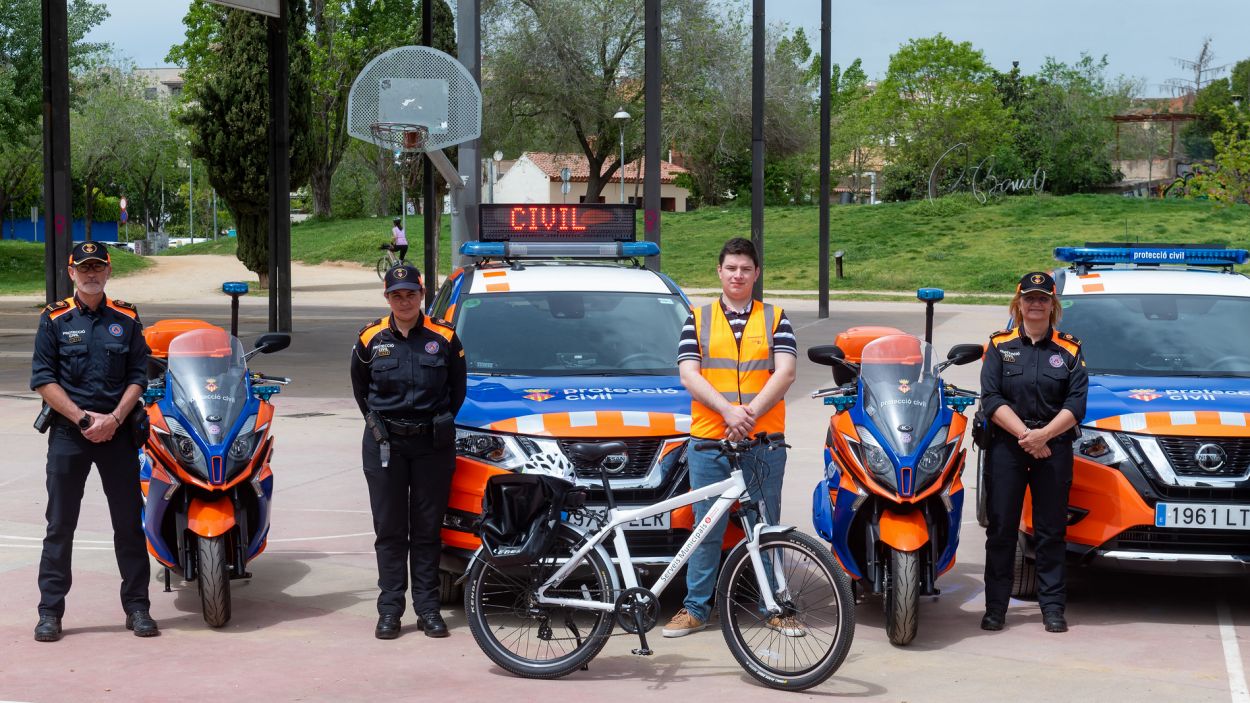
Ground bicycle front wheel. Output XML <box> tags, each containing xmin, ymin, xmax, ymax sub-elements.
<box><xmin>464</xmin><ymin>524</ymin><xmax>616</xmax><ymax>679</ymax></box>
<box><xmin>717</xmin><ymin>530</ymin><xmax>855</xmax><ymax>691</ymax></box>
<box><xmin>376</xmin><ymin>256</ymin><xmax>390</xmax><ymax>280</ymax></box>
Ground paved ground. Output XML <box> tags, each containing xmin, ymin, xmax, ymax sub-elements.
<box><xmin>0</xmin><ymin>259</ymin><xmax>1246</xmax><ymax>702</ymax></box>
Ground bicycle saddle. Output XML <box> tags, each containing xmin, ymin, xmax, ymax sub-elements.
<box><xmin>566</xmin><ymin>441</ymin><xmax>628</xmax><ymax>468</ymax></box>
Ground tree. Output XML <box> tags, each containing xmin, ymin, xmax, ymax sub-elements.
<box><xmin>0</xmin><ymin>0</ymin><xmax>109</xmax><ymax>141</ymax></box>
<box><xmin>871</xmin><ymin>34</ymin><xmax>1012</xmax><ymax>200</ymax></box>
<box><xmin>1163</xmin><ymin>36</ymin><xmax>1227</xmax><ymax>99</ymax></box>
<box><xmin>1189</xmin><ymin>107</ymin><xmax>1250</xmax><ymax>205</ymax></box>
<box><xmin>0</xmin><ymin>129</ymin><xmax>41</xmax><ymax>238</ymax></box>
<box><xmin>484</xmin><ymin>0</ymin><xmax>730</xmax><ymax>202</ymax></box>
<box><xmin>1181</xmin><ymin>78</ymin><xmax>1235</xmax><ymax>160</ymax></box>
<box><xmin>665</xmin><ymin>19</ymin><xmax>819</xmax><ymax>205</ymax></box>
<box><xmin>70</xmin><ymin>71</ymin><xmax>140</xmax><ymax>240</ymax></box>
<box><xmin>305</xmin><ymin>0</ymin><xmax>453</xmax><ymax>218</ymax></box>
<box><xmin>173</xmin><ymin>1</ymin><xmax>313</xmax><ymax>285</ymax></box>
<box><xmin>1005</xmin><ymin>55</ymin><xmax>1132</xmax><ymax>194</ymax></box>
<box><xmin>113</xmin><ymin>91</ymin><xmax>184</xmax><ymax>234</ymax></box>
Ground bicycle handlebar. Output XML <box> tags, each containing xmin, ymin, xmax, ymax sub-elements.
<box><xmin>693</xmin><ymin>432</ymin><xmax>787</xmax><ymax>453</ymax></box>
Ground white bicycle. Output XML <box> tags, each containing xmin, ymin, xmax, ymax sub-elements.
<box><xmin>463</xmin><ymin>433</ymin><xmax>855</xmax><ymax>691</ymax></box>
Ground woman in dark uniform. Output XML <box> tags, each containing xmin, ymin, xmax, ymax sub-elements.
<box><xmin>979</xmin><ymin>271</ymin><xmax>1087</xmax><ymax>634</ymax></box>
<box><xmin>350</xmin><ymin>264</ymin><xmax>466</xmax><ymax>639</ymax></box>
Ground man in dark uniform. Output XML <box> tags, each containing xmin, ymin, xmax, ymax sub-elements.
<box><xmin>979</xmin><ymin>271</ymin><xmax>1087</xmax><ymax>634</ymax></box>
<box><xmin>30</xmin><ymin>241</ymin><xmax>158</xmax><ymax>641</ymax></box>
<box><xmin>350</xmin><ymin>263</ymin><xmax>466</xmax><ymax>639</ymax></box>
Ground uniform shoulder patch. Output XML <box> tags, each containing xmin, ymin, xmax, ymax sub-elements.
<box><xmin>1058</xmin><ymin>331</ymin><xmax>1081</xmax><ymax>345</ymax></box>
<box><xmin>357</xmin><ymin>317</ymin><xmax>387</xmax><ymax>346</ymax></box>
<box><xmin>43</xmin><ymin>300</ymin><xmax>70</xmax><ymax>314</ymax></box>
<box><xmin>428</xmin><ymin>316</ymin><xmax>454</xmax><ymax>330</ymax></box>
<box><xmin>106</xmin><ymin>298</ymin><xmax>138</xmax><ymax>319</ymax></box>
<box><xmin>43</xmin><ymin>298</ymin><xmax>73</xmax><ymax>320</ymax></box>
<box><xmin>988</xmin><ymin>328</ymin><xmax>1015</xmax><ymax>341</ymax></box>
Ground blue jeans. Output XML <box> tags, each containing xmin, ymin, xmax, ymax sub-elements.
<box><xmin>681</xmin><ymin>440</ymin><xmax>786</xmax><ymax>622</ymax></box>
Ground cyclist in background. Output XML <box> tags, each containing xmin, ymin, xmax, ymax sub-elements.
<box><xmin>391</xmin><ymin>218</ymin><xmax>408</xmax><ymax>263</ymax></box>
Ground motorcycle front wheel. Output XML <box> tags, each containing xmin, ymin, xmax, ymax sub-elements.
<box><xmin>197</xmin><ymin>535</ymin><xmax>232</xmax><ymax>627</ymax></box>
<box><xmin>717</xmin><ymin>530</ymin><xmax>855</xmax><ymax>691</ymax></box>
<box><xmin>885</xmin><ymin>548</ymin><xmax>919</xmax><ymax>646</ymax></box>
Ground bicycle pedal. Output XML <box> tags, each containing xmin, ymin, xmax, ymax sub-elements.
<box><xmin>631</xmin><ymin>647</ymin><xmax>653</xmax><ymax>656</ymax></box>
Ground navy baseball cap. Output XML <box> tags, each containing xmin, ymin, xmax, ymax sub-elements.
<box><xmin>69</xmin><ymin>241</ymin><xmax>110</xmax><ymax>266</ymax></box>
<box><xmin>1017</xmin><ymin>271</ymin><xmax>1056</xmax><ymax>295</ymax></box>
<box><xmin>384</xmin><ymin>263</ymin><xmax>422</xmax><ymax>294</ymax></box>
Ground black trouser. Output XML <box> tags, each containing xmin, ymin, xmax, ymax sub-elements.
<box><xmin>395</xmin><ymin>245</ymin><xmax>408</xmax><ymax>262</ymax></box>
<box><xmin>38</xmin><ymin>423</ymin><xmax>150</xmax><ymax>618</ymax></box>
<box><xmin>984</xmin><ymin>436</ymin><xmax>1073</xmax><ymax>615</ymax></box>
<box><xmin>362</xmin><ymin>428</ymin><xmax>455</xmax><ymax>616</ymax></box>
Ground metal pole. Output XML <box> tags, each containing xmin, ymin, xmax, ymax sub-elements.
<box><xmin>41</xmin><ymin>0</ymin><xmax>73</xmax><ymax>302</ymax></box>
<box><xmin>751</xmin><ymin>0</ymin><xmax>765</xmax><ymax>300</ymax></box>
<box><xmin>619</xmin><ymin>129</ymin><xmax>626</xmax><ymax>204</ymax></box>
<box><xmin>454</xmin><ymin>0</ymin><xmax>481</xmax><ymax>269</ymax></box>
<box><xmin>267</xmin><ymin>4</ymin><xmax>292</xmax><ymax>332</ymax></box>
<box><xmin>643</xmin><ymin>0</ymin><xmax>661</xmax><ymax>271</ymax></box>
<box><xmin>818</xmin><ymin>0</ymin><xmax>831</xmax><ymax>319</ymax></box>
<box><xmin>422</xmin><ymin>0</ymin><xmax>436</xmax><ymax>308</ymax></box>
<box><xmin>188</xmin><ymin>154</ymin><xmax>193</xmax><ymax>243</ymax></box>
<box><xmin>212</xmin><ymin>189</ymin><xmax>217</xmax><ymax>239</ymax></box>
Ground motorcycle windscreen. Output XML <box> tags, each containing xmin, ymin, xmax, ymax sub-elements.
<box><xmin>858</xmin><ymin>335</ymin><xmax>940</xmax><ymax>458</ymax></box>
<box><xmin>166</xmin><ymin>328</ymin><xmax>250</xmax><ymax>446</ymax></box>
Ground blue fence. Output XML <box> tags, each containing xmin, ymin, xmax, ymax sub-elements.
<box><xmin>0</xmin><ymin>218</ymin><xmax>119</xmax><ymax>243</ymax></box>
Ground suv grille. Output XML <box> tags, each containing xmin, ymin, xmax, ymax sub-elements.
<box><xmin>1157</xmin><ymin>436</ymin><xmax>1250</xmax><ymax>479</ymax></box>
<box><xmin>562</xmin><ymin>438</ymin><xmax>663</xmax><ymax>479</ymax></box>
<box><xmin>1107</xmin><ymin>526</ymin><xmax>1250</xmax><ymax>555</ymax></box>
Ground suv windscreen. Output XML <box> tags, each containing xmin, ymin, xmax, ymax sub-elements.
<box><xmin>1060</xmin><ymin>294</ymin><xmax>1250</xmax><ymax>376</ymax></box>
<box><xmin>456</xmin><ymin>291</ymin><xmax>688</xmax><ymax>376</ymax></box>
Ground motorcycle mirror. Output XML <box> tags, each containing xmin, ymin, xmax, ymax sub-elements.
<box><xmin>807</xmin><ymin>344</ymin><xmax>845</xmax><ymax>366</ymax></box>
<box><xmin>253</xmin><ymin>333</ymin><xmax>291</xmax><ymax>355</ymax></box>
<box><xmin>946</xmin><ymin>343</ymin><xmax>984</xmax><ymax>366</ymax></box>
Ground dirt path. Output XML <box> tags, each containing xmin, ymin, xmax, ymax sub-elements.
<box><xmin>6</xmin><ymin>255</ymin><xmax>386</xmax><ymax>308</ymax></box>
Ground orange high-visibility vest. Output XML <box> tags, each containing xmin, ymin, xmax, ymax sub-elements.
<box><xmin>690</xmin><ymin>301</ymin><xmax>785</xmax><ymax>439</ymax></box>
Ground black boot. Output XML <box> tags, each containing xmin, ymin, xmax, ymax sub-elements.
<box><xmin>1043</xmin><ymin>610</ymin><xmax>1068</xmax><ymax>633</ymax></box>
<box><xmin>375</xmin><ymin>613</ymin><xmax>401</xmax><ymax>639</ymax></box>
<box><xmin>980</xmin><ymin>611</ymin><xmax>1005</xmax><ymax>631</ymax></box>
<box><xmin>417</xmin><ymin>610</ymin><xmax>449</xmax><ymax>638</ymax></box>
<box><xmin>125</xmin><ymin>610</ymin><xmax>160</xmax><ymax>637</ymax></box>
<box><xmin>34</xmin><ymin>614</ymin><xmax>62</xmax><ymax>642</ymax></box>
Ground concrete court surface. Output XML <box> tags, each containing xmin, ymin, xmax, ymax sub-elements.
<box><xmin>0</xmin><ymin>265</ymin><xmax>1247</xmax><ymax>701</ymax></box>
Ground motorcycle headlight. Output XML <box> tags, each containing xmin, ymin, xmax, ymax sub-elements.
<box><xmin>914</xmin><ymin>433</ymin><xmax>953</xmax><ymax>491</ymax></box>
<box><xmin>160</xmin><ymin>417</ymin><xmax>208</xmax><ymax>479</ymax></box>
<box><xmin>455</xmin><ymin>428</ymin><xmax>526</xmax><ymax>471</ymax></box>
<box><xmin>852</xmin><ymin>427</ymin><xmax>898</xmax><ymax>491</ymax></box>
<box><xmin>225</xmin><ymin>416</ymin><xmax>259</xmax><ymax>477</ymax></box>
<box><xmin>1074</xmin><ymin>427</ymin><xmax>1129</xmax><ymax>467</ymax></box>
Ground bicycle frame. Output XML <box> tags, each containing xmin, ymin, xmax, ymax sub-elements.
<box><xmin>536</xmin><ymin>468</ymin><xmax>787</xmax><ymax>616</ymax></box>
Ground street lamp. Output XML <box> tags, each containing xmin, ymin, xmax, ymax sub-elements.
<box><xmin>489</xmin><ymin>150</ymin><xmax>503</xmax><ymax>203</ymax></box>
<box><xmin>613</xmin><ymin>108</ymin><xmax>631</xmax><ymax>204</ymax></box>
<box><xmin>186</xmin><ymin>141</ymin><xmax>193</xmax><ymax>244</ymax></box>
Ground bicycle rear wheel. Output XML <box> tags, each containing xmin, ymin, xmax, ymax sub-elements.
<box><xmin>717</xmin><ymin>530</ymin><xmax>855</xmax><ymax>691</ymax></box>
<box><xmin>464</xmin><ymin>524</ymin><xmax>616</xmax><ymax>679</ymax></box>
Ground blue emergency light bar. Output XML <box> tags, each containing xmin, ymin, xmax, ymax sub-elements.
<box><xmin>461</xmin><ymin>241</ymin><xmax>660</xmax><ymax>259</ymax></box>
<box><xmin>1054</xmin><ymin>246</ymin><xmax>1249</xmax><ymax>267</ymax></box>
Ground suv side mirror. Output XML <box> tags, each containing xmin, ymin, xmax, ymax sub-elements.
<box><xmin>253</xmin><ymin>333</ymin><xmax>291</xmax><ymax>355</ymax></box>
<box><xmin>946</xmin><ymin>343</ymin><xmax>983</xmax><ymax>366</ymax></box>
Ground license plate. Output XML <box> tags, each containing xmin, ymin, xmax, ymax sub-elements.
<box><xmin>1155</xmin><ymin>502</ymin><xmax>1250</xmax><ymax>530</ymax></box>
<box><xmin>566</xmin><ymin>505</ymin><xmax>670</xmax><ymax>531</ymax></box>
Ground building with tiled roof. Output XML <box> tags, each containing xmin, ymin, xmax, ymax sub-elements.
<box><xmin>492</xmin><ymin>151</ymin><xmax>691</xmax><ymax>211</ymax></box>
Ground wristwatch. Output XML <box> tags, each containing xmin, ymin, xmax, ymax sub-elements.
<box><xmin>78</xmin><ymin>414</ymin><xmax>92</xmax><ymax>430</ymax></box>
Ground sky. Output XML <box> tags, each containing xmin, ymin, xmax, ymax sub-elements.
<box><xmin>90</xmin><ymin>1</ymin><xmax>1250</xmax><ymax>97</ymax></box>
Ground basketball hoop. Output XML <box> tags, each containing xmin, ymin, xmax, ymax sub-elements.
<box><xmin>369</xmin><ymin>122</ymin><xmax>430</xmax><ymax>154</ymax></box>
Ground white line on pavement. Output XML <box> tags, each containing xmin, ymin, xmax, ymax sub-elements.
<box><xmin>1219</xmin><ymin>599</ymin><xmax>1250</xmax><ymax>703</ymax></box>
<box><xmin>267</xmin><ymin>532</ymin><xmax>373</xmax><ymax>542</ymax></box>
<box><xmin>0</xmin><ymin>534</ymin><xmax>110</xmax><ymax>543</ymax></box>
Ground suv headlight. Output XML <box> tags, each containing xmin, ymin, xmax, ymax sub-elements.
<box><xmin>851</xmin><ymin>427</ymin><xmax>898</xmax><ymax>491</ymax></box>
<box><xmin>456</xmin><ymin>428</ymin><xmax>526</xmax><ymax>471</ymax></box>
<box><xmin>1074</xmin><ymin>427</ymin><xmax>1129</xmax><ymax>467</ymax></box>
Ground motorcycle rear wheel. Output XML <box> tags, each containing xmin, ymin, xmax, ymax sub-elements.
<box><xmin>885</xmin><ymin>548</ymin><xmax>919</xmax><ymax>646</ymax></box>
<box><xmin>197</xmin><ymin>536</ymin><xmax>232</xmax><ymax>628</ymax></box>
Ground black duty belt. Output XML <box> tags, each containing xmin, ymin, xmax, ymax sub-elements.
<box><xmin>383</xmin><ymin>417</ymin><xmax>432</xmax><ymax>436</ymax></box>
<box><xmin>1021</xmin><ymin>419</ymin><xmax>1052</xmax><ymax>429</ymax></box>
